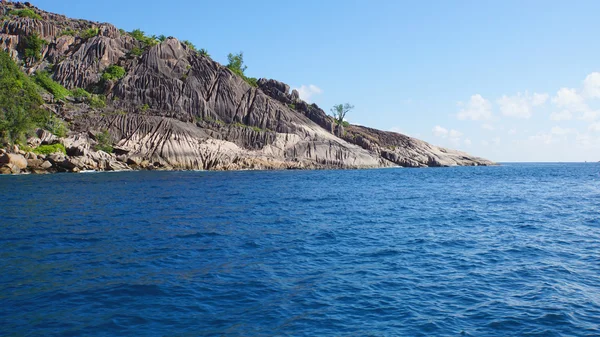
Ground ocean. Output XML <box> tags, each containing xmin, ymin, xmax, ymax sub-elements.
<box><xmin>1</xmin><ymin>163</ymin><xmax>599</xmax><ymax>336</ymax></box>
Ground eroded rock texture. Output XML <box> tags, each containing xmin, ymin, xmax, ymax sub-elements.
<box><xmin>0</xmin><ymin>2</ymin><xmax>494</xmax><ymax>171</ymax></box>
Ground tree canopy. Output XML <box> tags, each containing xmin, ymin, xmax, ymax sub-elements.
<box><xmin>226</xmin><ymin>52</ymin><xmax>247</xmax><ymax>77</ymax></box>
<box><xmin>0</xmin><ymin>51</ymin><xmax>45</xmax><ymax>144</ymax></box>
<box><xmin>330</xmin><ymin>103</ymin><xmax>354</xmax><ymax>126</ymax></box>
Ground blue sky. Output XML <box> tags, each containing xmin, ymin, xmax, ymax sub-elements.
<box><xmin>33</xmin><ymin>0</ymin><xmax>600</xmax><ymax>162</ymax></box>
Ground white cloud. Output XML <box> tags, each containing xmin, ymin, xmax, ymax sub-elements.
<box><xmin>550</xmin><ymin>110</ymin><xmax>573</xmax><ymax>121</ymax></box>
<box><xmin>497</xmin><ymin>92</ymin><xmax>548</xmax><ymax>119</ymax></box>
<box><xmin>482</xmin><ymin>123</ymin><xmax>495</xmax><ymax>130</ymax></box>
<box><xmin>481</xmin><ymin>140</ymin><xmax>489</xmax><ymax>146</ymax></box>
<box><xmin>457</xmin><ymin>94</ymin><xmax>493</xmax><ymax>120</ymax></box>
<box><xmin>432</xmin><ymin>125</ymin><xmax>448</xmax><ymax>137</ymax></box>
<box><xmin>580</xmin><ymin>110</ymin><xmax>600</xmax><ymax>122</ymax></box>
<box><xmin>508</xmin><ymin>128</ymin><xmax>517</xmax><ymax>135</ymax></box>
<box><xmin>551</xmin><ymin>126</ymin><xmax>575</xmax><ymax>136</ymax></box>
<box><xmin>493</xmin><ymin>137</ymin><xmax>501</xmax><ymax>145</ymax></box>
<box><xmin>552</xmin><ymin>88</ymin><xmax>586</xmax><ymax>109</ymax></box>
<box><xmin>464</xmin><ymin>138</ymin><xmax>472</xmax><ymax>146</ymax></box>
<box><xmin>532</xmin><ymin>93</ymin><xmax>550</xmax><ymax>106</ymax></box>
<box><xmin>583</xmin><ymin>72</ymin><xmax>600</xmax><ymax>99</ymax></box>
<box><xmin>449</xmin><ymin>129</ymin><xmax>463</xmax><ymax>138</ymax></box>
<box><xmin>293</xmin><ymin>84</ymin><xmax>323</xmax><ymax>102</ymax></box>
<box><xmin>589</xmin><ymin>123</ymin><xmax>600</xmax><ymax>133</ymax></box>
<box><xmin>551</xmin><ymin>87</ymin><xmax>599</xmax><ymax>121</ymax></box>
<box><xmin>529</xmin><ymin>132</ymin><xmax>553</xmax><ymax>145</ymax></box>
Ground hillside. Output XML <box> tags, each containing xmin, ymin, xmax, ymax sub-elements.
<box><xmin>0</xmin><ymin>2</ymin><xmax>494</xmax><ymax>173</ymax></box>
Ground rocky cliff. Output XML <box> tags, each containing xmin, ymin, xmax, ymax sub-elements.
<box><xmin>0</xmin><ymin>2</ymin><xmax>494</xmax><ymax>173</ymax></box>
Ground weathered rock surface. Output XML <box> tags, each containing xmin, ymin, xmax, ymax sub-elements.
<box><xmin>0</xmin><ymin>153</ymin><xmax>28</xmax><ymax>169</ymax></box>
<box><xmin>0</xmin><ymin>2</ymin><xmax>495</xmax><ymax>173</ymax></box>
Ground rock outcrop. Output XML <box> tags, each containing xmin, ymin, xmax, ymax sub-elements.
<box><xmin>0</xmin><ymin>1</ymin><xmax>494</xmax><ymax>174</ymax></box>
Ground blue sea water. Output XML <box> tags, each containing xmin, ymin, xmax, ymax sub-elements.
<box><xmin>1</xmin><ymin>163</ymin><xmax>600</xmax><ymax>336</ymax></box>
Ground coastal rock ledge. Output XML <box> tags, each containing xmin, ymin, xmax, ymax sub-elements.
<box><xmin>0</xmin><ymin>2</ymin><xmax>494</xmax><ymax>174</ymax></box>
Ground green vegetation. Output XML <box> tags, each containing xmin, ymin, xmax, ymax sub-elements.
<box><xmin>226</xmin><ymin>52</ymin><xmax>258</xmax><ymax>87</ymax></box>
<box><xmin>44</xmin><ymin>114</ymin><xmax>68</xmax><ymax>137</ymax></box>
<box><xmin>342</xmin><ymin>121</ymin><xmax>350</xmax><ymax>128</ymax></box>
<box><xmin>33</xmin><ymin>71</ymin><xmax>71</xmax><ymax>101</ymax></box>
<box><xmin>81</xmin><ymin>27</ymin><xmax>100</xmax><ymax>39</ymax></box>
<box><xmin>89</xmin><ymin>95</ymin><xmax>106</xmax><ymax>109</ymax></box>
<box><xmin>23</xmin><ymin>33</ymin><xmax>46</xmax><ymax>61</ymax></box>
<box><xmin>198</xmin><ymin>48</ymin><xmax>210</xmax><ymax>58</ymax></box>
<box><xmin>8</xmin><ymin>9</ymin><xmax>42</xmax><ymax>20</ymax></box>
<box><xmin>71</xmin><ymin>87</ymin><xmax>91</xmax><ymax>99</ymax></box>
<box><xmin>140</xmin><ymin>104</ymin><xmax>149</xmax><ymax>112</ymax></box>
<box><xmin>60</xmin><ymin>28</ymin><xmax>77</xmax><ymax>37</ymax></box>
<box><xmin>129</xmin><ymin>29</ymin><xmax>158</xmax><ymax>47</ymax></box>
<box><xmin>232</xmin><ymin>122</ymin><xmax>265</xmax><ymax>132</ymax></box>
<box><xmin>182</xmin><ymin>40</ymin><xmax>197</xmax><ymax>52</ymax></box>
<box><xmin>0</xmin><ymin>51</ymin><xmax>47</xmax><ymax>144</ymax></box>
<box><xmin>157</xmin><ymin>35</ymin><xmax>167</xmax><ymax>42</ymax></box>
<box><xmin>33</xmin><ymin>143</ymin><xmax>66</xmax><ymax>155</ymax></box>
<box><xmin>330</xmin><ymin>103</ymin><xmax>354</xmax><ymax>126</ymax></box>
<box><xmin>130</xmin><ymin>46</ymin><xmax>144</xmax><ymax>57</ymax></box>
<box><xmin>288</xmin><ymin>103</ymin><xmax>296</xmax><ymax>110</ymax></box>
<box><xmin>94</xmin><ymin>130</ymin><xmax>113</xmax><ymax>153</ymax></box>
<box><xmin>101</xmin><ymin>65</ymin><xmax>126</xmax><ymax>81</ymax></box>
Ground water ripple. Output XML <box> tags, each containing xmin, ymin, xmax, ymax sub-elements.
<box><xmin>1</xmin><ymin>163</ymin><xmax>600</xmax><ymax>336</ymax></box>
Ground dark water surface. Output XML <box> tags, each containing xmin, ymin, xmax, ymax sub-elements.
<box><xmin>1</xmin><ymin>163</ymin><xmax>600</xmax><ymax>336</ymax></box>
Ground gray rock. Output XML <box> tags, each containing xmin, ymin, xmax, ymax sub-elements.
<box><xmin>0</xmin><ymin>2</ymin><xmax>495</xmax><ymax>170</ymax></box>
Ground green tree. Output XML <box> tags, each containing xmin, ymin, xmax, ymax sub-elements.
<box><xmin>181</xmin><ymin>40</ymin><xmax>195</xmax><ymax>51</ymax></box>
<box><xmin>330</xmin><ymin>103</ymin><xmax>354</xmax><ymax>126</ymax></box>
<box><xmin>23</xmin><ymin>33</ymin><xmax>46</xmax><ymax>61</ymax></box>
<box><xmin>101</xmin><ymin>65</ymin><xmax>126</xmax><ymax>81</ymax></box>
<box><xmin>94</xmin><ymin>130</ymin><xmax>113</xmax><ymax>153</ymax></box>
<box><xmin>199</xmin><ymin>48</ymin><xmax>210</xmax><ymax>58</ymax></box>
<box><xmin>0</xmin><ymin>51</ymin><xmax>45</xmax><ymax>144</ymax></box>
<box><xmin>157</xmin><ymin>35</ymin><xmax>167</xmax><ymax>42</ymax></box>
<box><xmin>226</xmin><ymin>52</ymin><xmax>247</xmax><ymax>77</ymax></box>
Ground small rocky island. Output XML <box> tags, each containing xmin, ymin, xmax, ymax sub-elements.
<box><xmin>0</xmin><ymin>2</ymin><xmax>494</xmax><ymax>174</ymax></box>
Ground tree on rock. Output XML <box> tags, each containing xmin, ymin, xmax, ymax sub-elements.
<box><xmin>226</xmin><ymin>52</ymin><xmax>247</xmax><ymax>77</ymax></box>
<box><xmin>226</xmin><ymin>51</ymin><xmax>257</xmax><ymax>87</ymax></box>
<box><xmin>331</xmin><ymin>103</ymin><xmax>354</xmax><ymax>126</ymax></box>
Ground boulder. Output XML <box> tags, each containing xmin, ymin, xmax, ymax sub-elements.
<box><xmin>0</xmin><ymin>163</ymin><xmax>20</xmax><ymax>174</ymax></box>
<box><xmin>40</xmin><ymin>161</ymin><xmax>53</xmax><ymax>169</ymax></box>
<box><xmin>0</xmin><ymin>153</ymin><xmax>28</xmax><ymax>170</ymax></box>
<box><xmin>36</xmin><ymin>129</ymin><xmax>59</xmax><ymax>145</ymax></box>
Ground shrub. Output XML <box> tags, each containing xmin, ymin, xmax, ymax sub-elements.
<box><xmin>288</xmin><ymin>103</ymin><xmax>296</xmax><ymax>110</ymax></box>
<box><xmin>71</xmin><ymin>87</ymin><xmax>91</xmax><ymax>99</ymax></box>
<box><xmin>33</xmin><ymin>143</ymin><xmax>66</xmax><ymax>155</ymax></box>
<box><xmin>94</xmin><ymin>130</ymin><xmax>113</xmax><ymax>153</ymax></box>
<box><xmin>245</xmin><ymin>77</ymin><xmax>258</xmax><ymax>88</ymax></box>
<box><xmin>89</xmin><ymin>95</ymin><xmax>106</xmax><ymax>109</ymax></box>
<box><xmin>8</xmin><ymin>9</ymin><xmax>42</xmax><ymax>20</ymax></box>
<box><xmin>226</xmin><ymin>52</ymin><xmax>258</xmax><ymax>87</ymax></box>
<box><xmin>140</xmin><ymin>104</ymin><xmax>149</xmax><ymax>112</ymax></box>
<box><xmin>129</xmin><ymin>29</ymin><xmax>158</xmax><ymax>47</ymax></box>
<box><xmin>81</xmin><ymin>27</ymin><xmax>100</xmax><ymax>39</ymax></box>
<box><xmin>101</xmin><ymin>65</ymin><xmax>126</xmax><ymax>81</ymax></box>
<box><xmin>182</xmin><ymin>40</ymin><xmax>197</xmax><ymax>52</ymax></box>
<box><xmin>342</xmin><ymin>121</ymin><xmax>350</xmax><ymax>128</ymax></box>
<box><xmin>33</xmin><ymin>71</ymin><xmax>71</xmax><ymax>101</ymax></box>
<box><xmin>0</xmin><ymin>50</ymin><xmax>45</xmax><ymax>144</ymax></box>
<box><xmin>44</xmin><ymin>114</ymin><xmax>68</xmax><ymax>137</ymax></box>
<box><xmin>199</xmin><ymin>48</ymin><xmax>210</xmax><ymax>58</ymax></box>
<box><xmin>23</xmin><ymin>33</ymin><xmax>46</xmax><ymax>61</ymax></box>
<box><xmin>157</xmin><ymin>35</ymin><xmax>167</xmax><ymax>42</ymax></box>
<box><xmin>130</xmin><ymin>47</ymin><xmax>143</xmax><ymax>57</ymax></box>
<box><xmin>60</xmin><ymin>28</ymin><xmax>77</xmax><ymax>37</ymax></box>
